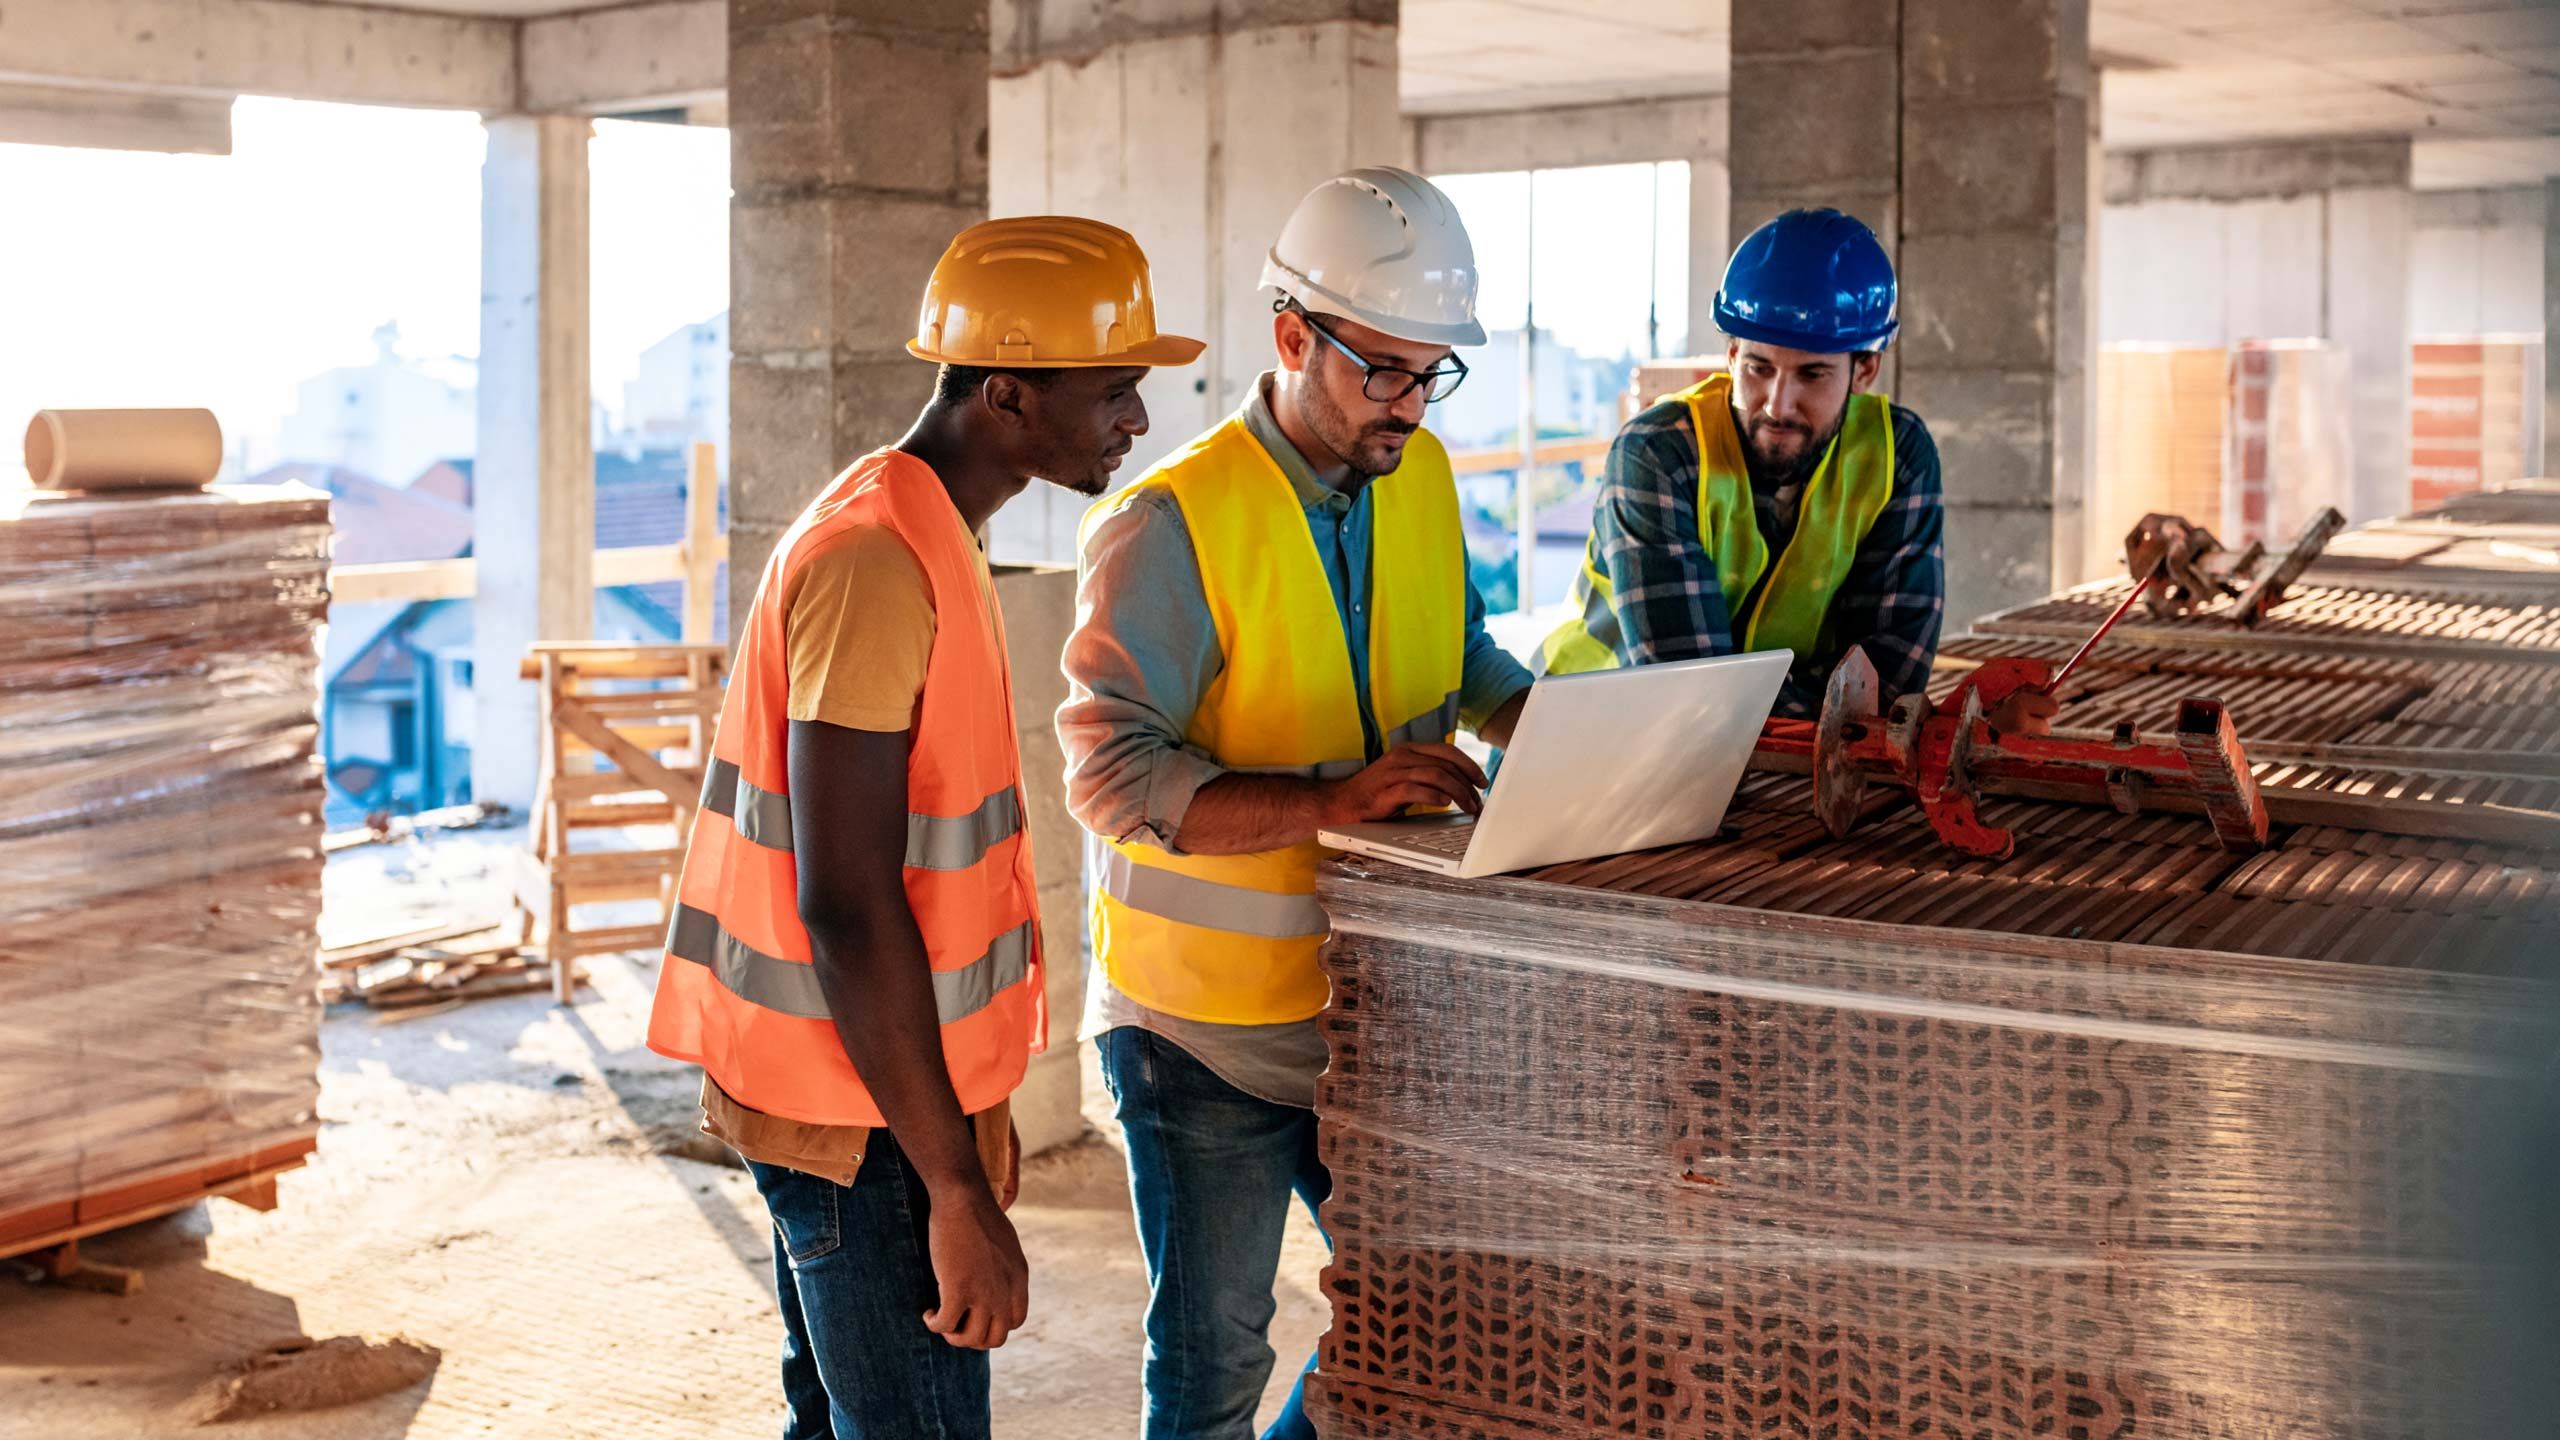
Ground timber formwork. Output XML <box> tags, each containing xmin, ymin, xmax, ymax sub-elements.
<box><xmin>1306</xmin><ymin>487</ymin><xmax>2560</xmax><ymax>1440</ymax></box>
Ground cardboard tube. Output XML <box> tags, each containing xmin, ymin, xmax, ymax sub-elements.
<box><xmin>23</xmin><ymin>408</ymin><xmax>223</xmax><ymax>491</ymax></box>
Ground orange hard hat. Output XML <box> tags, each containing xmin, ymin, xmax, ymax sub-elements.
<box><xmin>909</xmin><ymin>216</ymin><xmax>1204</xmax><ymax>368</ymax></box>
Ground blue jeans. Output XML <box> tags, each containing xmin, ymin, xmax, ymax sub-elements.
<box><xmin>1099</xmin><ymin>1026</ymin><xmax>1331</xmax><ymax>1440</ymax></box>
<box><xmin>748</xmin><ymin>1136</ymin><xmax>990</xmax><ymax>1440</ymax></box>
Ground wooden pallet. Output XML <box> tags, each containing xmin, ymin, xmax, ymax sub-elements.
<box><xmin>0</xmin><ymin>1138</ymin><xmax>316</xmax><ymax>1265</ymax></box>
<box><xmin>515</xmin><ymin>642</ymin><xmax>728</xmax><ymax>1003</ymax></box>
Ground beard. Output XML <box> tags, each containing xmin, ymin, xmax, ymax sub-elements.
<box><xmin>1304</xmin><ymin>361</ymin><xmax>1416</xmax><ymax>479</ymax></box>
<box><xmin>1736</xmin><ymin>405</ymin><xmax>1844</xmax><ymax>486</ymax></box>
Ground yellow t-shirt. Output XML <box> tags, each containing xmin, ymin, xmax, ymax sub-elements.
<box><xmin>782</xmin><ymin>523</ymin><xmax>992</xmax><ymax>733</ymax></box>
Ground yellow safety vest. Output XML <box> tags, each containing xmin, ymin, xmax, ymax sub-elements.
<box><xmin>1082</xmin><ymin>417</ymin><xmax>1466</xmax><ymax>1024</ymax></box>
<box><xmin>1539</xmin><ymin>372</ymin><xmax>1896</xmax><ymax>675</ymax></box>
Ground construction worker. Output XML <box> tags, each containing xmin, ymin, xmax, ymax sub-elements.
<box><xmin>1539</xmin><ymin>207</ymin><xmax>1950</xmax><ymax>721</ymax></box>
<box><xmin>1057</xmin><ymin>167</ymin><xmax>1532</xmax><ymax>1439</ymax></box>
<box><xmin>648</xmin><ymin>217</ymin><xmax>1201</xmax><ymax>1440</ymax></box>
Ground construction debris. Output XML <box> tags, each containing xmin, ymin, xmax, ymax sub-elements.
<box><xmin>320</xmin><ymin>800</ymin><xmax>514</xmax><ymax>854</ymax></box>
<box><xmin>191</xmin><ymin>1334</ymin><xmax>441</xmax><ymax>1424</ymax></box>
<box><xmin>316</xmin><ymin>927</ymin><xmax>554</xmax><ymax>1010</ymax></box>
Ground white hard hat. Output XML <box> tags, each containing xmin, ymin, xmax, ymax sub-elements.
<box><xmin>1259</xmin><ymin>167</ymin><xmax>1486</xmax><ymax>348</ymax></box>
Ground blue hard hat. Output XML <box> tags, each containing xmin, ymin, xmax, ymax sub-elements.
<box><xmin>1713</xmin><ymin>208</ymin><xmax>1898</xmax><ymax>353</ymax></box>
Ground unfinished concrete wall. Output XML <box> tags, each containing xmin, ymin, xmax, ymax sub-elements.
<box><xmin>2412</xmin><ymin>186</ymin><xmax>2547</xmax><ymax>337</ymax></box>
<box><xmin>2549</xmin><ymin>177</ymin><xmax>2560</xmax><ymax>479</ymax></box>
<box><xmin>725</xmin><ymin>0</ymin><xmax>988</xmax><ymax>623</ymax></box>
<box><xmin>1409</xmin><ymin>95</ymin><xmax>1730</xmax><ymax>357</ymax></box>
<box><xmin>474</xmin><ymin>116</ymin><xmax>594</xmax><ymax>813</ymax></box>
<box><xmin>985</xmin><ymin>0</ymin><xmax>1401</xmax><ymax>567</ymax></box>
<box><xmin>2102</xmin><ymin>137</ymin><xmax>2415</xmax><ymax>522</ymax></box>
<box><xmin>1730</xmin><ymin>0</ymin><xmax>2093</xmax><ymax>626</ymax></box>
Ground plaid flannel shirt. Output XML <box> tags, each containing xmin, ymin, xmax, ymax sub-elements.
<box><xmin>1587</xmin><ymin>396</ymin><xmax>1945</xmax><ymax>718</ymax></box>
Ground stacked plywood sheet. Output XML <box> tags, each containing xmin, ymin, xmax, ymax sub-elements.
<box><xmin>0</xmin><ymin>485</ymin><xmax>331</xmax><ymax>1256</ymax></box>
<box><xmin>1307</xmin><ymin>498</ymin><xmax>2559</xmax><ymax>1439</ymax></box>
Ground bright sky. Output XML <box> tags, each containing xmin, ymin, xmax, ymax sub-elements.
<box><xmin>1436</xmin><ymin>161</ymin><xmax>1692</xmax><ymax>360</ymax></box>
<box><xmin>0</xmin><ymin>96</ymin><xmax>729</xmax><ymax>472</ymax></box>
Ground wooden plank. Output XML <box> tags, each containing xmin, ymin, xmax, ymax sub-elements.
<box><xmin>550</xmin><ymin>699</ymin><xmax>694</xmax><ymax>801</ymax></box>
<box><xmin>318</xmin><ymin>919</ymin><xmax>503</xmax><ymax>971</ymax></box>
<box><xmin>684</xmin><ymin>440</ymin><xmax>720</xmax><ymax>643</ymax></box>
<box><xmin>0</xmin><ymin>1156</ymin><xmax>311</xmax><ymax>1265</ymax></box>
<box><xmin>550</xmin><ymin>923</ymin><xmax>671</xmax><ymax>960</ymax></box>
<box><xmin>558</xmin><ymin>723</ymin><xmax>693</xmax><ymax>754</ymax></box>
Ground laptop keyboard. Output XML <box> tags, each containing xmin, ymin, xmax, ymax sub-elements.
<box><xmin>1397</xmin><ymin>822</ymin><xmax>1478</xmax><ymax>858</ymax></box>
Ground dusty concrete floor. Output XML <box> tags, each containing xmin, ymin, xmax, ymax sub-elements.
<box><xmin>0</xmin><ymin>829</ymin><xmax>1328</xmax><ymax>1439</ymax></box>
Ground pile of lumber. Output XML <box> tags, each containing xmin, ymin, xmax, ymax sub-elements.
<box><xmin>0</xmin><ymin>484</ymin><xmax>332</xmax><ymax>1258</ymax></box>
<box><xmin>316</xmin><ymin>921</ymin><xmax>555</xmax><ymax>1014</ymax></box>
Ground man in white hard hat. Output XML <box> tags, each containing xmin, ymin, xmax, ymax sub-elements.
<box><xmin>1057</xmin><ymin>167</ymin><xmax>1532</xmax><ymax>1438</ymax></box>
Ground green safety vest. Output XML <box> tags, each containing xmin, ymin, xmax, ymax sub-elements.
<box><xmin>1538</xmin><ymin>371</ymin><xmax>1896</xmax><ymax>675</ymax></box>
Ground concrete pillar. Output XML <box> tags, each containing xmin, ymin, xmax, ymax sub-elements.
<box><xmin>1729</xmin><ymin>1</ymin><xmax>1904</xmax><ymax>393</ymax></box>
<box><xmin>1689</xmin><ymin>154</ymin><xmax>1730</xmax><ymax>356</ymax></box>
<box><xmin>725</xmin><ymin>0</ymin><xmax>989</xmax><ymax>630</ymax></box>
<box><xmin>2547</xmin><ymin>178</ymin><xmax>2560</xmax><ymax>478</ymax></box>
<box><xmin>474</xmin><ymin>115</ymin><xmax>594</xmax><ymax>812</ymax></box>
<box><xmin>1729</xmin><ymin>0</ymin><xmax>2093</xmax><ymax>624</ymax></box>
<box><xmin>985</xmin><ymin>0</ymin><xmax>1401</xmax><ymax>566</ymax></box>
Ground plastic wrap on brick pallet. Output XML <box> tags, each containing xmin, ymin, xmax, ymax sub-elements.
<box><xmin>0</xmin><ymin>483</ymin><xmax>333</xmax><ymax>1253</ymax></box>
<box><xmin>1305</xmin><ymin>854</ymin><xmax>2558</xmax><ymax>1440</ymax></box>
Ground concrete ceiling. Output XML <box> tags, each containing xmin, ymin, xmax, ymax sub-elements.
<box><xmin>276</xmin><ymin>0</ymin><xmax>2560</xmax><ymax>184</ymax></box>
<box><xmin>294</xmin><ymin>0</ymin><xmax>621</xmax><ymax>13</ymax></box>
<box><xmin>1403</xmin><ymin>0</ymin><xmax>2560</xmax><ymax>185</ymax></box>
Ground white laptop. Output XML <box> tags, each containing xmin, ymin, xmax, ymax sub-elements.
<box><xmin>1319</xmin><ymin>649</ymin><xmax>1791</xmax><ymax>878</ymax></box>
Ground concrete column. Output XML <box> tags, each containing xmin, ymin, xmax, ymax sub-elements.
<box><xmin>985</xmin><ymin>0</ymin><xmax>1401</xmax><ymax>565</ymax></box>
<box><xmin>725</xmin><ymin>0</ymin><xmax>989</xmax><ymax>629</ymax></box>
<box><xmin>474</xmin><ymin>115</ymin><xmax>594</xmax><ymax>813</ymax></box>
<box><xmin>1689</xmin><ymin>154</ymin><xmax>1730</xmax><ymax>356</ymax></box>
<box><xmin>2547</xmin><ymin>178</ymin><xmax>2560</xmax><ymax>478</ymax></box>
<box><xmin>1729</xmin><ymin>1</ymin><xmax>1903</xmax><ymax>393</ymax></box>
<box><xmin>1729</xmin><ymin>0</ymin><xmax>2093</xmax><ymax>623</ymax></box>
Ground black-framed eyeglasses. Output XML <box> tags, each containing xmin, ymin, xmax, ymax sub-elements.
<box><xmin>1295</xmin><ymin>307</ymin><xmax>1469</xmax><ymax>404</ymax></box>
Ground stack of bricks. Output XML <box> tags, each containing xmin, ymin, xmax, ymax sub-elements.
<box><xmin>1306</xmin><ymin>493</ymin><xmax>2559</xmax><ymax>1439</ymax></box>
<box><xmin>2409</xmin><ymin>339</ymin><xmax>2542</xmax><ymax>511</ymax></box>
<box><xmin>0</xmin><ymin>484</ymin><xmax>332</xmax><ymax>1255</ymax></box>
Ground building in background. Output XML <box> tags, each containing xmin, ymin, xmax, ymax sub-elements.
<box><xmin>617</xmin><ymin>311</ymin><xmax>728</xmax><ymax>454</ymax></box>
<box><xmin>269</xmin><ymin>323</ymin><xmax>477</xmax><ymax>491</ymax></box>
<box><xmin>254</xmin><ymin>449</ymin><xmax>720</xmax><ymax>826</ymax></box>
<box><xmin>1427</xmin><ymin>326</ymin><xmax>1629</xmax><ymax>450</ymax></box>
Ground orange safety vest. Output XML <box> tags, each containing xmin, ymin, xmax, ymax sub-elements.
<box><xmin>647</xmin><ymin>450</ymin><xmax>1046</xmax><ymax>1127</ymax></box>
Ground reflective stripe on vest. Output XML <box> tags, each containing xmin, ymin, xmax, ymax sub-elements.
<box><xmin>1096</xmin><ymin>849</ymin><xmax>1329</xmax><ymax>940</ymax></box>
<box><xmin>1537</xmin><ymin>373</ymin><xmax>1896</xmax><ymax>675</ymax></box>
<box><xmin>666</xmin><ymin>903</ymin><xmax>1032</xmax><ymax>1024</ymax></box>
<box><xmin>1079</xmin><ymin>418</ymin><xmax>1466</xmax><ymax>1025</ymax></box>
<box><xmin>701</xmin><ymin>758</ymin><xmax>1023</xmax><ymax>871</ymax></box>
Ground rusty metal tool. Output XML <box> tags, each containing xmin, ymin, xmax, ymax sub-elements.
<box><xmin>1761</xmin><ymin>648</ymin><xmax>2269</xmax><ymax>861</ymax></box>
<box><xmin>2230</xmin><ymin>506</ymin><xmax>2347</xmax><ymax>626</ymax></box>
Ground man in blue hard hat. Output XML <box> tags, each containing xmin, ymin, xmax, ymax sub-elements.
<box><xmin>1539</xmin><ymin>207</ymin><xmax>1952</xmax><ymax>721</ymax></box>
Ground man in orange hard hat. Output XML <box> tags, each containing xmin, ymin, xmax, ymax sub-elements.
<box><xmin>648</xmin><ymin>217</ymin><xmax>1200</xmax><ymax>1439</ymax></box>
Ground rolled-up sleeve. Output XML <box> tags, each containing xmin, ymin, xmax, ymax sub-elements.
<box><xmin>1056</xmin><ymin>489</ymin><xmax>1228</xmax><ymax>853</ymax></box>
